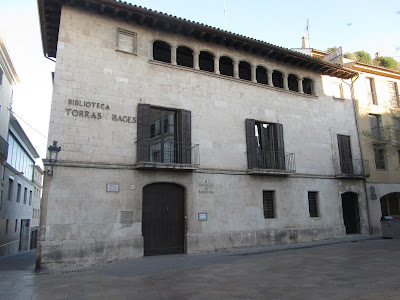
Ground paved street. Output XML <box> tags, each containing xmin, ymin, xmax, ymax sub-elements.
<box><xmin>1</xmin><ymin>236</ymin><xmax>400</xmax><ymax>299</ymax></box>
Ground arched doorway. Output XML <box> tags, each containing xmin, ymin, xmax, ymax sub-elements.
<box><xmin>142</xmin><ymin>183</ymin><xmax>185</xmax><ymax>256</ymax></box>
<box><xmin>341</xmin><ymin>192</ymin><xmax>360</xmax><ymax>234</ymax></box>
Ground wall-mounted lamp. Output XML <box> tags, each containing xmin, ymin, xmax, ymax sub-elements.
<box><xmin>47</xmin><ymin>141</ymin><xmax>61</xmax><ymax>176</ymax></box>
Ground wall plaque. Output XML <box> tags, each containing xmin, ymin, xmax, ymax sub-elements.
<box><xmin>106</xmin><ymin>183</ymin><xmax>119</xmax><ymax>192</ymax></box>
<box><xmin>121</xmin><ymin>211</ymin><xmax>133</xmax><ymax>224</ymax></box>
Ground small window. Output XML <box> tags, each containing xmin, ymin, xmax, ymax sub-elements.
<box><xmin>17</xmin><ymin>184</ymin><xmax>21</xmax><ymax>203</ymax></box>
<box><xmin>367</xmin><ymin>77</ymin><xmax>377</xmax><ymax>105</ymax></box>
<box><xmin>308</xmin><ymin>192</ymin><xmax>319</xmax><ymax>217</ymax></box>
<box><xmin>29</xmin><ymin>190</ymin><xmax>33</xmax><ymax>206</ymax></box>
<box><xmin>374</xmin><ymin>146</ymin><xmax>386</xmax><ymax>170</ymax></box>
<box><xmin>117</xmin><ymin>28</ymin><xmax>137</xmax><ymax>54</ymax></box>
<box><xmin>15</xmin><ymin>219</ymin><xmax>18</xmax><ymax>232</ymax></box>
<box><xmin>272</xmin><ymin>70</ymin><xmax>283</xmax><ymax>88</ymax></box>
<box><xmin>8</xmin><ymin>178</ymin><xmax>13</xmax><ymax>200</ymax></box>
<box><xmin>239</xmin><ymin>61</ymin><xmax>251</xmax><ymax>81</ymax></box>
<box><xmin>303</xmin><ymin>78</ymin><xmax>313</xmax><ymax>95</ymax></box>
<box><xmin>263</xmin><ymin>191</ymin><xmax>275</xmax><ymax>219</ymax></box>
<box><xmin>256</xmin><ymin>66</ymin><xmax>268</xmax><ymax>85</ymax></box>
<box><xmin>219</xmin><ymin>56</ymin><xmax>233</xmax><ymax>77</ymax></box>
<box><xmin>153</xmin><ymin>40</ymin><xmax>171</xmax><ymax>63</ymax></box>
<box><xmin>199</xmin><ymin>51</ymin><xmax>214</xmax><ymax>72</ymax></box>
<box><xmin>24</xmin><ymin>188</ymin><xmax>27</xmax><ymax>204</ymax></box>
<box><xmin>369</xmin><ymin>114</ymin><xmax>383</xmax><ymax>139</ymax></box>
<box><xmin>332</xmin><ymin>82</ymin><xmax>344</xmax><ymax>98</ymax></box>
<box><xmin>176</xmin><ymin>46</ymin><xmax>193</xmax><ymax>68</ymax></box>
<box><xmin>388</xmin><ymin>81</ymin><xmax>399</xmax><ymax>107</ymax></box>
<box><xmin>288</xmin><ymin>74</ymin><xmax>299</xmax><ymax>92</ymax></box>
<box><xmin>6</xmin><ymin>219</ymin><xmax>9</xmax><ymax>234</ymax></box>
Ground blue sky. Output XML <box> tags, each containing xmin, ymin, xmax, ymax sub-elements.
<box><xmin>0</xmin><ymin>0</ymin><xmax>399</xmax><ymax>162</ymax></box>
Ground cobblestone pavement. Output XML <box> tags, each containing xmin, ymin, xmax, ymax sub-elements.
<box><xmin>1</xmin><ymin>236</ymin><xmax>400</xmax><ymax>299</ymax></box>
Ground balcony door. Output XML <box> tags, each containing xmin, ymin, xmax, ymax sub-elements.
<box><xmin>338</xmin><ymin>135</ymin><xmax>353</xmax><ymax>174</ymax></box>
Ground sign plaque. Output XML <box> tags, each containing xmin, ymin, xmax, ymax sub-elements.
<box><xmin>106</xmin><ymin>183</ymin><xmax>119</xmax><ymax>192</ymax></box>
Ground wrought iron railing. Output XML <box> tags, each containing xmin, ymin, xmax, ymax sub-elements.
<box><xmin>137</xmin><ymin>140</ymin><xmax>200</xmax><ymax>166</ymax></box>
<box><xmin>0</xmin><ymin>135</ymin><xmax>8</xmax><ymax>161</ymax></box>
<box><xmin>333</xmin><ymin>158</ymin><xmax>370</xmax><ymax>178</ymax></box>
<box><xmin>247</xmin><ymin>150</ymin><xmax>296</xmax><ymax>173</ymax></box>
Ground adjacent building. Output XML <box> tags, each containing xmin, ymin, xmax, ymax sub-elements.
<box><xmin>37</xmin><ymin>0</ymin><xmax>370</xmax><ymax>269</ymax></box>
<box><xmin>31</xmin><ymin>165</ymin><xmax>43</xmax><ymax>249</ymax></box>
<box><xmin>0</xmin><ymin>115</ymin><xmax>39</xmax><ymax>255</ymax></box>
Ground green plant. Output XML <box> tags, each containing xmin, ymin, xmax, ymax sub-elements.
<box><xmin>354</xmin><ymin>51</ymin><xmax>373</xmax><ymax>64</ymax></box>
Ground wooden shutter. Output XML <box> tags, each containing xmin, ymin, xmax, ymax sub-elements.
<box><xmin>137</xmin><ymin>104</ymin><xmax>151</xmax><ymax>162</ymax></box>
<box><xmin>273</xmin><ymin>123</ymin><xmax>285</xmax><ymax>170</ymax></box>
<box><xmin>337</xmin><ymin>134</ymin><xmax>353</xmax><ymax>174</ymax></box>
<box><xmin>178</xmin><ymin>109</ymin><xmax>191</xmax><ymax>164</ymax></box>
<box><xmin>245</xmin><ymin>119</ymin><xmax>257</xmax><ymax>169</ymax></box>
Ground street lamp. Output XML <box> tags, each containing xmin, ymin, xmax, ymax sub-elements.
<box><xmin>47</xmin><ymin>141</ymin><xmax>61</xmax><ymax>176</ymax></box>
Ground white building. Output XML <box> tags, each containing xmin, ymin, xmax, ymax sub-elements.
<box><xmin>31</xmin><ymin>165</ymin><xmax>43</xmax><ymax>249</ymax></box>
<box><xmin>37</xmin><ymin>0</ymin><xmax>370</xmax><ymax>269</ymax></box>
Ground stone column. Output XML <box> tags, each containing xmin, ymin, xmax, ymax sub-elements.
<box><xmin>233</xmin><ymin>59</ymin><xmax>239</xmax><ymax>79</ymax></box>
<box><xmin>283</xmin><ymin>73</ymin><xmax>288</xmax><ymax>90</ymax></box>
<box><xmin>193</xmin><ymin>50</ymin><xmax>199</xmax><ymax>70</ymax></box>
<box><xmin>251</xmin><ymin>65</ymin><xmax>257</xmax><ymax>83</ymax></box>
<box><xmin>298</xmin><ymin>78</ymin><xmax>304</xmax><ymax>94</ymax></box>
<box><xmin>214</xmin><ymin>56</ymin><xmax>220</xmax><ymax>74</ymax></box>
<box><xmin>171</xmin><ymin>45</ymin><xmax>177</xmax><ymax>65</ymax></box>
<box><xmin>267</xmin><ymin>69</ymin><xmax>273</xmax><ymax>87</ymax></box>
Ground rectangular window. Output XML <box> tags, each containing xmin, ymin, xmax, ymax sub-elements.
<box><xmin>337</xmin><ymin>135</ymin><xmax>353</xmax><ymax>174</ymax></box>
<box><xmin>117</xmin><ymin>28</ymin><xmax>137</xmax><ymax>54</ymax></box>
<box><xmin>29</xmin><ymin>190</ymin><xmax>33</xmax><ymax>206</ymax></box>
<box><xmin>17</xmin><ymin>184</ymin><xmax>21</xmax><ymax>202</ymax></box>
<box><xmin>245</xmin><ymin>119</ymin><xmax>286</xmax><ymax>170</ymax></box>
<box><xmin>388</xmin><ymin>81</ymin><xmax>399</xmax><ymax>107</ymax></box>
<box><xmin>263</xmin><ymin>191</ymin><xmax>275</xmax><ymax>219</ymax></box>
<box><xmin>374</xmin><ymin>146</ymin><xmax>386</xmax><ymax>170</ymax></box>
<box><xmin>137</xmin><ymin>104</ymin><xmax>192</xmax><ymax>165</ymax></box>
<box><xmin>8</xmin><ymin>178</ymin><xmax>13</xmax><ymax>200</ymax></box>
<box><xmin>332</xmin><ymin>82</ymin><xmax>344</xmax><ymax>99</ymax></box>
<box><xmin>5</xmin><ymin>219</ymin><xmax>9</xmax><ymax>234</ymax></box>
<box><xmin>369</xmin><ymin>114</ymin><xmax>383</xmax><ymax>140</ymax></box>
<box><xmin>23</xmin><ymin>188</ymin><xmax>27</xmax><ymax>204</ymax></box>
<box><xmin>15</xmin><ymin>219</ymin><xmax>18</xmax><ymax>232</ymax></box>
<box><xmin>308</xmin><ymin>192</ymin><xmax>319</xmax><ymax>217</ymax></box>
<box><xmin>367</xmin><ymin>77</ymin><xmax>377</xmax><ymax>105</ymax></box>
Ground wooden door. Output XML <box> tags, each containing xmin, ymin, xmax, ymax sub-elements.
<box><xmin>142</xmin><ymin>183</ymin><xmax>184</xmax><ymax>256</ymax></box>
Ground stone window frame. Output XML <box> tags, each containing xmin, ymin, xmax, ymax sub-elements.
<box><xmin>116</xmin><ymin>28</ymin><xmax>137</xmax><ymax>55</ymax></box>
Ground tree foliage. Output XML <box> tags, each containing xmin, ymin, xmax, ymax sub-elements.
<box><xmin>354</xmin><ymin>51</ymin><xmax>373</xmax><ymax>64</ymax></box>
<box><xmin>374</xmin><ymin>56</ymin><xmax>400</xmax><ymax>71</ymax></box>
<box><xmin>344</xmin><ymin>50</ymin><xmax>400</xmax><ymax>71</ymax></box>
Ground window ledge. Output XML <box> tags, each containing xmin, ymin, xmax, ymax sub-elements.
<box><xmin>135</xmin><ymin>161</ymin><xmax>199</xmax><ymax>171</ymax></box>
<box><xmin>247</xmin><ymin>168</ymin><xmax>295</xmax><ymax>176</ymax></box>
<box><xmin>149</xmin><ymin>60</ymin><xmax>318</xmax><ymax>99</ymax></box>
<box><xmin>115</xmin><ymin>48</ymin><xmax>137</xmax><ymax>56</ymax></box>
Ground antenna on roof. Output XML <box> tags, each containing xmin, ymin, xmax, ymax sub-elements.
<box><xmin>301</xmin><ymin>18</ymin><xmax>310</xmax><ymax>48</ymax></box>
<box><xmin>224</xmin><ymin>0</ymin><xmax>227</xmax><ymax>30</ymax></box>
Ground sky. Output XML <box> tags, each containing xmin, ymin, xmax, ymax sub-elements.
<box><xmin>0</xmin><ymin>0</ymin><xmax>399</xmax><ymax>166</ymax></box>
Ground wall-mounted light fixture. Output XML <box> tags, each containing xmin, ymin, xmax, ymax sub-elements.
<box><xmin>47</xmin><ymin>141</ymin><xmax>61</xmax><ymax>176</ymax></box>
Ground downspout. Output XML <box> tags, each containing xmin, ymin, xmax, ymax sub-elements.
<box><xmin>343</xmin><ymin>75</ymin><xmax>375</xmax><ymax>235</ymax></box>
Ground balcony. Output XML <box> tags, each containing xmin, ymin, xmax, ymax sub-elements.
<box><xmin>247</xmin><ymin>150</ymin><xmax>296</xmax><ymax>175</ymax></box>
<box><xmin>333</xmin><ymin>158</ymin><xmax>370</xmax><ymax>178</ymax></box>
<box><xmin>0</xmin><ymin>135</ymin><xmax>8</xmax><ymax>163</ymax></box>
<box><xmin>135</xmin><ymin>140</ymin><xmax>200</xmax><ymax>171</ymax></box>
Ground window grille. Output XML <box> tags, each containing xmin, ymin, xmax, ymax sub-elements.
<box><xmin>263</xmin><ymin>191</ymin><xmax>275</xmax><ymax>218</ymax></box>
<box><xmin>308</xmin><ymin>191</ymin><xmax>319</xmax><ymax>217</ymax></box>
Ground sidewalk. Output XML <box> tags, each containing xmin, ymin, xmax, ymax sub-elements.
<box><xmin>1</xmin><ymin>235</ymin><xmax>399</xmax><ymax>299</ymax></box>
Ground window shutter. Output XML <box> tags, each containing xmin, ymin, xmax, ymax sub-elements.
<box><xmin>178</xmin><ymin>109</ymin><xmax>191</xmax><ymax>164</ymax></box>
<box><xmin>337</xmin><ymin>134</ymin><xmax>353</xmax><ymax>174</ymax></box>
<box><xmin>245</xmin><ymin>119</ymin><xmax>257</xmax><ymax>169</ymax></box>
<box><xmin>273</xmin><ymin>123</ymin><xmax>286</xmax><ymax>170</ymax></box>
<box><xmin>137</xmin><ymin>104</ymin><xmax>151</xmax><ymax>162</ymax></box>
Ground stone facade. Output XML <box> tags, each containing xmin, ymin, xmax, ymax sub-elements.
<box><xmin>38</xmin><ymin>3</ymin><xmax>369</xmax><ymax>269</ymax></box>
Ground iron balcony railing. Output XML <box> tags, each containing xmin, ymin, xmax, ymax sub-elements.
<box><xmin>334</xmin><ymin>158</ymin><xmax>370</xmax><ymax>178</ymax></box>
<box><xmin>137</xmin><ymin>140</ymin><xmax>200</xmax><ymax>167</ymax></box>
<box><xmin>248</xmin><ymin>150</ymin><xmax>296</xmax><ymax>173</ymax></box>
<box><xmin>0</xmin><ymin>135</ymin><xmax>8</xmax><ymax>161</ymax></box>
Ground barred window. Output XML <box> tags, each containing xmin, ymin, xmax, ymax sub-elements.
<box><xmin>308</xmin><ymin>191</ymin><xmax>319</xmax><ymax>217</ymax></box>
<box><xmin>263</xmin><ymin>191</ymin><xmax>275</xmax><ymax>218</ymax></box>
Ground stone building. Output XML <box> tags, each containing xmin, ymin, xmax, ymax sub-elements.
<box><xmin>31</xmin><ymin>165</ymin><xmax>43</xmax><ymax>249</ymax></box>
<box><xmin>37</xmin><ymin>0</ymin><xmax>370</xmax><ymax>269</ymax></box>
